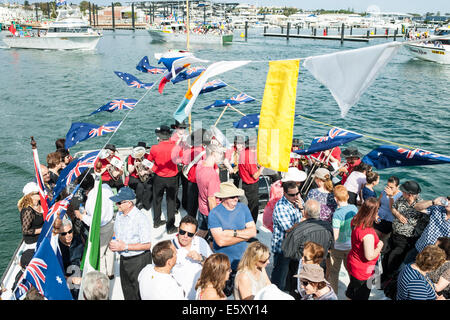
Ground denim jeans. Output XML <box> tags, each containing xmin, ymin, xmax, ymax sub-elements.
<box><xmin>270</xmin><ymin>252</ymin><xmax>291</xmax><ymax>291</ymax></box>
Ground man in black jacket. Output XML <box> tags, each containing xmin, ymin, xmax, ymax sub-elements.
<box><xmin>281</xmin><ymin>199</ymin><xmax>334</xmax><ymax>298</ymax></box>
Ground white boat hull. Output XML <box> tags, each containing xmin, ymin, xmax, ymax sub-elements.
<box><xmin>147</xmin><ymin>29</ymin><xmax>233</xmax><ymax>45</ymax></box>
<box><xmin>405</xmin><ymin>43</ymin><xmax>450</xmax><ymax>64</ymax></box>
<box><xmin>3</xmin><ymin>35</ymin><xmax>101</xmax><ymax>50</ymax></box>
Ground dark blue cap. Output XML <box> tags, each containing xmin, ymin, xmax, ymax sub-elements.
<box><xmin>110</xmin><ymin>187</ymin><xmax>136</xmax><ymax>203</ymax></box>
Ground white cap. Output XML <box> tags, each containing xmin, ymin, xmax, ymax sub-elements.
<box><xmin>281</xmin><ymin>167</ymin><xmax>307</xmax><ymax>182</ymax></box>
<box><xmin>22</xmin><ymin>182</ymin><xmax>39</xmax><ymax>196</ymax></box>
<box><xmin>254</xmin><ymin>284</ymin><xmax>295</xmax><ymax>300</ymax></box>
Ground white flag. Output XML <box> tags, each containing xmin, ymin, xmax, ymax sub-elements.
<box><xmin>303</xmin><ymin>42</ymin><xmax>402</xmax><ymax>117</ymax></box>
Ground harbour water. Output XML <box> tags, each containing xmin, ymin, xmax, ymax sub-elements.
<box><xmin>0</xmin><ymin>28</ymin><xmax>449</xmax><ymax>276</ymax></box>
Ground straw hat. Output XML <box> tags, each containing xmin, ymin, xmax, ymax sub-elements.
<box><xmin>294</xmin><ymin>264</ymin><xmax>326</xmax><ymax>283</ymax></box>
<box><xmin>281</xmin><ymin>167</ymin><xmax>307</xmax><ymax>182</ymax></box>
<box><xmin>214</xmin><ymin>181</ymin><xmax>245</xmax><ymax>199</ymax></box>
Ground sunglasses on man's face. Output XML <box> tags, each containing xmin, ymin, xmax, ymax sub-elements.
<box><xmin>286</xmin><ymin>191</ymin><xmax>300</xmax><ymax>197</ymax></box>
<box><xmin>301</xmin><ymin>280</ymin><xmax>310</xmax><ymax>287</ymax></box>
<box><xmin>179</xmin><ymin>229</ymin><xmax>195</xmax><ymax>238</ymax></box>
<box><xmin>60</xmin><ymin>229</ymin><xmax>73</xmax><ymax>236</ymax></box>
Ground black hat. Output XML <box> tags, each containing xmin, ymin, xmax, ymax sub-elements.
<box><xmin>342</xmin><ymin>147</ymin><xmax>362</xmax><ymax>158</ymax></box>
<box><xmin>133</xmin><ymin>141</ymin><xmax>147</xmax><ymax>149</ymax></box>
<box><xmin>189</xmin><ymin>128</ymin><xmax>208</xmax><ymax>146</ymax></box>
<box><xmin>105</xmin><ymin>144</ymin><xmax>117</xmax><ymax>152</ymax></box>
<box><xmin>155</xmin><ymin>125</ymin><xmax>172</xmax><ymax>139</ymax></box>
<box><xmin>171</xmin><ymin>120</ymin><xmax>188</xmax><ymax>129</ymax></box>
<box><xmin>399</xmin><ymin>180</ymin><xmax>421</xmax><ymax>195</ymax></box>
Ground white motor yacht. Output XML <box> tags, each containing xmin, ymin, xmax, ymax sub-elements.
<box><xmin>405</xmin><ymin>26</ymin><xmax>450</xmax><ymax>64</ymax></box>
<box><xmin>2</xmin><ymin>6</ymin><xmax>102</xmax><ymax>50</ymax></box>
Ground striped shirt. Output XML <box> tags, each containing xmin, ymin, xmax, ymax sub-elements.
<box><xmin>397</xmin><ymin>264</ymin><xmax>436</xmax><ymax>300</ymax></box>
<box><xmin>271</xmin><ymin>196</ymin><xmax>303</xmax><ymax>254</ymax></box>
<box><xmin>415</xmin><ymin>205</ymin><xmax>450</xmax><ymax>253</ymax></box>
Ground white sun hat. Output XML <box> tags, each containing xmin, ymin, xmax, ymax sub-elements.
<box><xmin>22</xmin><ymin>182</ymin><xmax>39</xmax><ymax>196</ymax></box>
<box><xmin>281</xmin><ymin>167</ymin><xmax>307</xmax><ymax>183</ymax></box>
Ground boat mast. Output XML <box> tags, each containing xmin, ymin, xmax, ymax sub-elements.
<box><xmin>186</xmin><ymin>0</ymin><xmax>192</xmax><ymax>133</ymax></box>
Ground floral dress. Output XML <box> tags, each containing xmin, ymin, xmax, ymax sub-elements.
<box><xmin>306</xmin><ymin>188</ymin><xmax>337</xmax><ymax>223</ymax></box>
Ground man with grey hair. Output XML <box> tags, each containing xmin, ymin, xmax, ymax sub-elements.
<box><xmin>83</xmin><ymin>270</ymin><xmax>110</xmax><ymax>300</ymax></box>
<box><xmin>281</xmin><ymin>199</ymin><xmax>334</xmax><ymax>298</ymax></box>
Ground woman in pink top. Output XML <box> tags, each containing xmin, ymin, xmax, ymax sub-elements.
<box><xmin>346</xmin><ymin>197</ymin><xmax>384</xmax><ymax>300</ymax></box>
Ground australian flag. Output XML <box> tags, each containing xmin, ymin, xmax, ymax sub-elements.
<box><xmin>14</xmin><ymin>237</ymin><xmax>73</xmax><ymax>300</ymax></box>
<box><xmin>204</xmin><ymin>93</ymin><xmax>255</xmax><ymax>110</ymax></box>
<box><xmin>158</xmin><ymin>66</ymin><xmax>186</xmax><ymax>93</ymax></box>
<box><xmin>172</xmin><ymin>66</ymin><xmax>206</xmax><ymax>84</ymax></box>
<box><xmin>295</xmin><ymin>127</ymin><xmax>363</xmax><ymax>156</ymax></box>
<box><xmin>64</xmin><ymin>121</ymin><xmax>121</xmax><ymax>150</ymax></box>
<box><xmin>362</xmin><ymin>145</ymin><xmax>450</xmax><ymax>169</ymax></box>
<box><xmin>136</xmin><ymin>56</ymin><xmax>167</xmax><ymax>74</ymax></box>
<box><xmin>233</xmin><ymin>113</ymin><xmax>260</xmax><ymax>129</ymax></box>
<box><xmin>90</xmin><ymin>99</ymin><xmax>138</xmax><ymax>115</ymax></box>
<box><xmin>114</xmin><ymin>71</ymin><xmax>154</xmax><ymax>89</ymax></box>
<box><xmin>199</xmin><ymin>79</ymin><xmax>227</xmax><ymax>94</ymax></box>
<box><xmin>52</xmin><ymin>151</ymin><xmax>100</xmax><ymax>203</ymax></box>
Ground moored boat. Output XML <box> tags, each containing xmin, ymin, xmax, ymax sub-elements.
<box><xmin>2</xmin><ymin>6</ymin><xmax>102</xmax><ymax>50</ymax></box>
<box><xmin>404</xmin><ymin>26</ymin><xmax>450</xmax><ymax>64</ymax></box>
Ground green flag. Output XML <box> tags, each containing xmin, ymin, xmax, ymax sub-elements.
<box><xmin>80</xmin><ymin>176</ymin><xmax>102</xmax><ymax>272</ymax></box>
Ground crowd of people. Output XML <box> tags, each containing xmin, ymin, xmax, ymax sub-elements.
<box><xmin>12</xmin><ymin>121</ymin><xmax>450</xmax><ymax>301</ymax></box>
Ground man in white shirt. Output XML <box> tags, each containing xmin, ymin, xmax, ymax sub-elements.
<box><xmin>138</xmin><ymin>240</ymin><xmax>186</xmax><ymax>300</ymax></box>
<box><xmin>75</xmin><ymin>172</ymin><xmax>115</xmax><ymax>279</ymax></box>
<box><xmin>171</xmin><ymin>215</ymin><xmax>213</xmax><ymax>299</ymax></box>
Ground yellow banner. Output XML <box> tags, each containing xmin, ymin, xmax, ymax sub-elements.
<box><xmin>257</xmin><ymin>59</ymin><xmax>300</xmax><ymax>172</ymax></box>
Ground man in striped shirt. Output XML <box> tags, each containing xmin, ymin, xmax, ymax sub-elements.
<box><xmin>270</xmin><ymin>181</ymin><xmax>304</xmax><ymax>290</ymax></box>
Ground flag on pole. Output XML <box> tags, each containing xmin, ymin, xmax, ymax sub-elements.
<box><xmin>114</xmin><ymin>71</ymin><xmax>154</xmax><ymax>89</ymax></box>
<box><xmin>295</xmin><ymin>127</ymin><xmax>363</xmax><ymax>155</ymax></box>
<box><xmin>136</xmin><ymin>56</ymin><xmax>167</xmax><ymax>74</ymax></box>
<box><xmin>32</xmin><ymin>146</ymin><xmax>50</xmax><ymax>219</ymax></box>
<box><xmin>171</xmin><ymin>66</ymin><xmax>206</xmax><ymax>84</ymax></box>
<box><xmin>257</xmin><ymin>59</ymin><xmax>300</xmax><ymax>172</ymax></box>
<box><xmin>80</xmin><ymin>176</ymin><xmax>102</xmax><ymax>273</ymax></box>
<box><xmin>14</xmin><ymin>237</ymin><xmax>73</xmax><ymax>300</ymax></box>
<box><xmin>303</xmin><ymin>42</ymin><xmax>401</xmax><ymax>117</ymax></box>
<box><xmin>158</xmin><ymin>66</ymin><xmax>187</xmax><ymax>93</ymax></box>
<box><xmin>199</xmin><ymin>79</ymin><xmax>227</xmax><ymax>94</ymax></box>
<box><xmin>64</xmin><ymin>121</ymin><xmax>121</xmax><ymax>150</ymax></box>
<box><xmin>204</xmin><ymin>93</ymin><xmax>255</xmax><ymax>110</ymax></box>
<box><xmin>233</xmin><ymin>113</ymin><xmax>260</xmax><ymax>129</ymax></box>
<box><xmin>52</xmin><ymin>151</ymin><xmax>99</xmax><ymax>203</ymax></box>
<box><xmin>362</xmin><ymin>145</ymin><xmax>450</xmax><ymax>169</ymax></box>
<box><xmin>173</xmin><ymin>60</ymin><xmax>251</xmax><ymax>123</ymax></box>
<box><xmin>89</xmin><ymin>99</ymin><xmax>138</xmax><ymax>115</ymax></box>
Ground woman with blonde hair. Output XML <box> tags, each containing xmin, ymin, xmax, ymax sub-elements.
<box><xmin>18</xmin><ymin>182</ymin><xmax>44</xmax><ymax>245</ymax></box>
<box><xmin>195</xmin><ymin>253</ymin><xmax>231</xmax><ymax>300</ymax></box>
<box><xmin>234</xmin><ymin>241</ymin><xmax>271</xmax><ymax>300</ymax></box>
<box><xmin>306</xmin><ymin>168</ymin><xmax>337</xmax><ymax>223</ymax></box>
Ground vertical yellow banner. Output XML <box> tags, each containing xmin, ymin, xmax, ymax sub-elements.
<box><xmin>257</xmin><ymin>59</ymin><xmax>300</xmax><ymax>172</ymax></box>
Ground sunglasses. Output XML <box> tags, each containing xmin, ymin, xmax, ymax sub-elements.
<box><xmin>117</xmin><ymin>200</ymin><xmax>129</xmax><ymax>205</ymax></box>
<box><xmin>286</xmin><ymin>191</ymin><xmax>300</xmax><ymax>197</ymax></box>
<box><xmin>258</xmin><ymin>254</ymin><xmax>271</xmax><ymax>264</ymax></box>
<box><xmin>60</xmin><ymin>229</ymin><xmax>73</xmax><ymax>236</ymax></box>
<box><xmin>179</xmin><ymin>229</ymin><xmax>195</xmax><ymax>238</ymax></box>
<box><xmin>301</xmin><ymin>280</ymin><xmax>310</xmax><ymax>287</ymax></box>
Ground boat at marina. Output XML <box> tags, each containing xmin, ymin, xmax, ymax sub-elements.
<box><xmin>147</xmin><ymin>19</ymin><xmax>233</xmax><ymax>45</ymax></box>
<box><xmin>2</xmin><ymin>6</ymin><xmax>102</xmax><ymax>50</ymax></box>
<box><xmin>404</xmin><ymin>26</ymin><xmax>450</xmax><ymax>64</ymax></box>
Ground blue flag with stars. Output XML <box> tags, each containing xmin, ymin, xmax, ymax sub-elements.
<box><xmin>136</xmin><ymin>56</ymin><xmax>167</xmax><ymax>74</ymax></box>
<box><xmin>114</xmin><ymin>71</ymin><xmax>154</xmax><ymax>89</ymax></box>
<box><xmin>90</xmin><ymin>99</ymin><xmax>138</xmax><ymax>115</ymax></box>
<box><xmin>65</xmin><ymin>121</ymin><xmax>121</xmax><ymax>150</ymax></box>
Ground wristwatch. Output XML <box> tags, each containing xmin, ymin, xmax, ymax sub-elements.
<box><xmin>233</xmin><ymin>230</ymin><xmax>237</xmax><ymax>237</ymax></box>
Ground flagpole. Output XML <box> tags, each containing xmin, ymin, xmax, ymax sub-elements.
<box><xmin>214</xmin><ymin>104</ymin><xmax>229</xmax><ymax>127</ymax></box>
<box><xmin>186</xmin><ymin>0</ymin><xmax>192</xmax><ymax>134</ymax></box>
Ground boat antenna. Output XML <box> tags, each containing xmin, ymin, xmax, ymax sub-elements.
<box><xmin>186</xmin><ymin>0</ymin><xmax>192</xmax><ymax>133</ymax></box>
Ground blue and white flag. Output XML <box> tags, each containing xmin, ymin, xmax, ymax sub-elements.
<box><xmin>52</xmin><ymin>151</ymin><xmax>100</xmax><ymax>203</ymax></box>
<box><xmin>136</xmin><ymin>56</ymin><xmax>167</xmax><ymax>74</ymax></box>
<box><xmin>65</xmin><ymin>121</ymin><xmax>121</xmax><ymax>150</ymax></box>
<box><xmin>233</xmin><ymin>113</ymin><xmax>260</xmax><ymax>129</ymax></box>
<box><xmin>14</xmin><ymin>237</ymin><xmax>73</xmax><ymax>300</ymax></box>
<box><xmin>295</xmin><ymin>127</ymin><xmax>363</xmax><ymax>155</ymax></box>
<box><xmin>362</xmin><ymin>145</ymin><xmax>450</xmax><ymax>169</ymax></box>
<box><xmin>204</xmin><ymin>93</ymin><xmax>255</xmax><ymax>110</ymax></box>
<box><xmin>90</xmin><ymin>99</ymin><xmax>138</xmax><ymax>115</ymax></box>
<box><xmin>172</xmin><ymin>66</ymin><xmax>206</xmax><ymax>84</ymax></box>
<box><xmin>114</xmin><ymin>71</ymin><xmax>154</xmax><ymax>89</ymax></box>
<box><xmin>199</xmin><ymin>79</ymin><xmax>227</xmax><ymax>94</ymax></box>
<box><xmin>56</xmin><ymin>0</ymin><xmax>66</xmax><ymax>7</ymax></box>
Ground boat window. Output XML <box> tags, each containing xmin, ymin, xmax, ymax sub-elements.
<box><xmin>441</xmin><ymin>39</ymin><xmax>450</xmax><ymax>45</ymax></box>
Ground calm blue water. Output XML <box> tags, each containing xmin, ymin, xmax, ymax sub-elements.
<box><xmin>0</xmin><ymin>28</ymin><xmax>449</xmax><ymax>275</ymax></box>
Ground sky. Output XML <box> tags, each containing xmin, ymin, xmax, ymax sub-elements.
<box><xmin>12</xmin><ymin>0</ymin><xmax>450</xmax><ymax>15</ymax></box>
